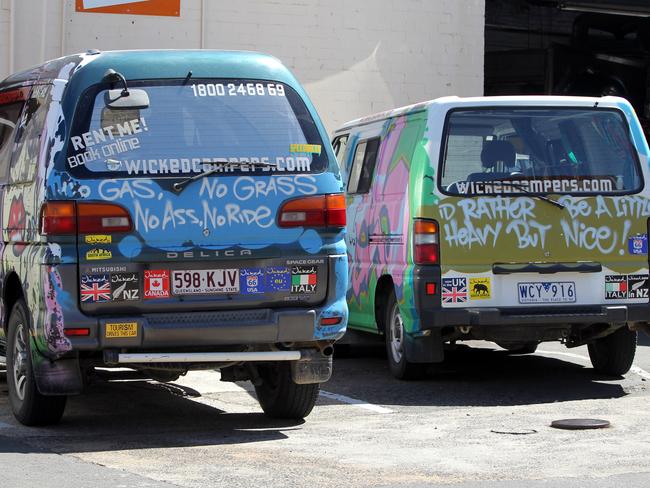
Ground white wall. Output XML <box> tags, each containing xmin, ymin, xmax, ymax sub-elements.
<box><xmin>0</xmin><ymin>0</ymin><xmax>485</xmax><ymax>131</ymax></box>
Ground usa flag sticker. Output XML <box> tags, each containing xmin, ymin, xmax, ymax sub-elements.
<box><xmin>442</xmin><ymin>277</ymin><xmax>468</xmax><ymax>303</ymax></box>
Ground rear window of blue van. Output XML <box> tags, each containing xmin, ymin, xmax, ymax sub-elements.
<box><xmin>66</xmin><ymin>79</ymin><xmax>328</xmax><ymax>177</ymax></box>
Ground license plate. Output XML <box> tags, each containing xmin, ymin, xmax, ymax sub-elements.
<box><xmin>172</xmin><ymin>269</ymin><xmax>240</xmax><ymax>295</ymax></box>
<box><xmin>105</xmin><ymin>322</ymin><xmax>138</xmax><ymax>338</ymax></box>
<box><xmin>518</xmin><ymin>281</ymin><xmax>576</xmax><ymax>304</ymax></box>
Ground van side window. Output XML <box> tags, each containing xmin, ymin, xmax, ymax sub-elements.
<box><xmin>347</xmin><ymin>137</ymin><xmax>380</xmax><ymax>194</ymax></box>
<box><xmin>0</xmin><ymin>88</ymin><xmax>29</xmax><ymax>184</ymax></box>
<box><xmin>332</xmin><ymin>134</ymin><xmax>348</xmax><ymax>170</ymax></box>
<box><xmin>9</xmin><ymin>85</ymin><xmax>51</xmax><ymax>184</ymax></box>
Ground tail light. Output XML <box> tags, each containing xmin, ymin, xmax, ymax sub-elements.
<box><xmin>40</xmin><ymin>202</ymin><xmax>76</xmax><ymax>235</ymax></box>
<box><xmin>41</xmin><ymin>201</ymin><xmax>133</xmax><ymax>235</ymax></box>
<box><xmin>77</xmin><ymin>202</ymin><xmax>132</xmax><ymax>233</ymax></box>
<box><xmin>278</xmin><ymin>193</ymin><xmax>346</xmax><ymax>228</ymax></box>
<box><xmin>413</xmin><ymin>219</ymin><xmax>439</xmax><ymax>265</ymax></box>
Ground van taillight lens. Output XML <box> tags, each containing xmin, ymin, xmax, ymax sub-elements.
<box><xmin>41</xmin><ymin>202</ymin><xmax>76</xmax><ymax>235</ymax></box>
<box><xmin>413</xmin><ymin>219</ymin><xmax>439</xmax><ymax>265</ymax></box>
<box><xmin>278</xmin><ymin>194</ymin><xmax>346</xmax><ymax>228</ymax></box>
<box><xmin>77</xmin><ymin>202</ymin><xmax>132</xmax><ymax>233</ymax></box>
<box><xmin>41</xmin><ymin>201</ymin><xmax>133</xmax><ymax>235</ymax></box>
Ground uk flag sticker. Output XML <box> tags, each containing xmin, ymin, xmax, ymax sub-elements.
<box><xmin>80</xmin><ymin>274</ymin><xmax>111</xmax><ymax>303</ymax></box>
<box><xmin>442</xmin><ymin>277</ymin><xmax>468</xmax><ymax>303</ymax></box>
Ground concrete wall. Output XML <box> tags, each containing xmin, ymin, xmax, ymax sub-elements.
<box><xmin>0</xmin><ymin>0</ymin><xmax>485</xmax><ymax>132</ymax></box>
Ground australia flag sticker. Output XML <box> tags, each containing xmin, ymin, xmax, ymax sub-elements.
<box><xmin>628</xmin><ymin>234</ymin><xmax>648</xmax><ymax>255</ymax></box>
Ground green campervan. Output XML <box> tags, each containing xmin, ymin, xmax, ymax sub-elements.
<box><xmin>334</xmin><ymin>95</ymin><xmax>650</xmax><ymax>379</ymax></box>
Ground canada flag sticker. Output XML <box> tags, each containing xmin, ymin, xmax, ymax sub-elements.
<box><xmin>144</xmin><ymin>270</ymin><xmax>170</xmax><ymax>299</ymax></box>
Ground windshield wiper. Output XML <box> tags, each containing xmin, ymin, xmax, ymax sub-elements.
<box><xmin>172</xmin><ymin>161</ymin><xmax>278</xmax><ymax>192</ymax></box>
<box><xmin>495</xmin><ymin>180</ymin><xmax>566</xmax><ymax>210</ymax></box>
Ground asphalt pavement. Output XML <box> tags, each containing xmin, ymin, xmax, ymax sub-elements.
<box><xmin>1</xmin><ymin>334</ymin><xmax>649</xmax><ymax>487</ymax></box>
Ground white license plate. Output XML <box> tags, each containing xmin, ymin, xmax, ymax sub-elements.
<box><xmin>172</xmin><ymin>269</ymin><xmax>240</xmax><ymax>295</ymax></box>
<box><xmin>517</xmin><ymin>281</ymin><xmax>576</xmax><ymax>304</ymax></box>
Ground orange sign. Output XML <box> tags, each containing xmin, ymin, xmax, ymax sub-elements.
<box><xmin>76</xmin><ymin>0</ymin><xmax>180</xmax><ymax>17</ymax></box>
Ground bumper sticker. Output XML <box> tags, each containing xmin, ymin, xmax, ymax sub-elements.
<box><xmin>81</xmin><ymin>274</ymin><xmax>111</xmax><ymax>303</ymax></box>
<box><xmin>240</xmin><ymin>268</ymin><xmax>265</xmax><ymax>294</ymax></box>
<box><xmin>86</xmin><ymin>248</ymin><xmax>112</xmax><ymax>260</ymax></box>
<box><xmin>144</xmin><ymin>270</ymin><xmax>170</xmax><ymax>299</ymax></box>
<box><xmin>628</xmin><ymin>235</ymin><xmax>648</xmax><ymax>255</ymax></box>
<box><xmin>85</xmin><ymin>234</ymin><xmax>112</xmax><ymax>244</ymax></box>
<box><xmin>469</xmin><ymin>277</ymin><xmax>490</xmax><ymax>300</ymax></box>
<box><xmin>291</xmin><ymin>266</ymin><xmax>317</xmax><ymax>294</ymax></box>
<box><xmin>442</xmin><ymin>277</ymin><xmax>468</xmax><ymax>303</ymax></box>
<box><xmin>111</xmin><ymin>272</ymin><xmax>140</xmax><ymax>301</ymax></box>
<box><xmin>266</xmin><ymin>267</ymin><xmax>290</xmax><ymax>292</ymax></box>
<box><xmin>604</xmin><ymin>274</ymin><xmax>648</xmax><ymax>299</ymax></box>
<box><xmin>605</xmin><ymin>275</ymin><xmax>627</xmax><ymax>299</ymax></box>
<box><xmin>105</xmin><ymin>322</ymin><xmax>138</xmax><ymax>339</ymax></box>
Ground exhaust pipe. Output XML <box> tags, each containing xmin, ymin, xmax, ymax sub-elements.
<box><xmin>320</xmin><ymin>345</ymin><xmax>334</xmax><ymax>357</ymax></box>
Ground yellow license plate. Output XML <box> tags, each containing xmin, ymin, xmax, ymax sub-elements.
<box><xmin>105</xmin><ymin>322</ymin><xmax>138</xmax><ymax>338</ymax></box>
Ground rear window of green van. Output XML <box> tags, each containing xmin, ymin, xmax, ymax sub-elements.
<box><xmin>439</xmin><ymin>108</ymin><xmax>642</xmax><ymax>195</ymax></box>
<box><xmin>66</xmin><ymin>79</ymin><xmax>328</xmax><ymax>178</ymax></box>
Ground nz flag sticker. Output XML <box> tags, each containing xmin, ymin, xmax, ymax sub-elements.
<box><xmin>266</xmin><ymin>267</ymin><xmax>290</xmax><ymax>292</ymax></box>
<box><xmin>628</xmin><ymin>234</ymin><xmax>648</xmax><ymax>255</ymax></box>
<box><xmin>240</xmin><ymin>268</ymin><xmax>265</xmax><ymax>294</ymax></box>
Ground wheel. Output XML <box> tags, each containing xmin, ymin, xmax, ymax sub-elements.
<box><xmin>7</xmin><ymin>300</ymin><xmax>67</xmax><ymax>426</ymax></box>
<box><xmin>588</xmin><ymin>326</ymin><xmax>637</xmax><ymax>376</ymax></box>
<box><xmin>497</xmin><ymin>342</ymin><xmax>538</xmax><ymax>355</ymax></box>
<box><xmin>254</xmin><ymin>362</ymin><xmax>319</xmax><ymax>419</ymax></box>
<box><xmin>384</xmin><ymin>290</ymin><xmax>425</xmax><ymax>380</ymax></box>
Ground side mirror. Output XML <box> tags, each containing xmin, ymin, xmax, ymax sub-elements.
<box><xmin>104</xmin><ymin>88</ymin><xmax>150</xmax><ymax>110</ymax></box>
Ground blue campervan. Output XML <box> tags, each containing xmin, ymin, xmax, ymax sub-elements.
<box><xmin>0</xmin><ymin>50</ymin><xmax>348</xmax><ymax>425</ymax></box>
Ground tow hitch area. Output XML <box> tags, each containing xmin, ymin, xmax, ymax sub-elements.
<box><xmin>291</xmin><ymin>348</ymin><xmax>334</xmax><ymax>384</ymax></box>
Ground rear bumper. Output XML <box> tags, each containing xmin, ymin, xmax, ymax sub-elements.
<box><xmin>54</xmin><ymin>253</ymin><xmax>348</xmax><ymax>355</ymax></box>
<box><xmin>412</xmin><ymin>264</ymin><xmax>650</xmax><ymax>329</ymax></box>
<box><xmin>419</xmin><ymin>304</ymin><xmax>650</xmax><ymax>329</ymax></box>
<box><xmin>70</xmin><ymin>308</ymin><xmax>332</xmax><ymax>350</ymax></box>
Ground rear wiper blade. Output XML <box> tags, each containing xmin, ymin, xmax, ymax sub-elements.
<box><xmin>496</xmin><ymin>180</ymin><xmax>566</xmax><ymax>210</ymax></box>
<box><xmin>172</xmin><ymin>161</ymin><xmax>278</xmax><ymax>192</ymax></box>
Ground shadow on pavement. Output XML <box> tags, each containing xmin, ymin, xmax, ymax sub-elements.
<box><xmin>0</xmin><ymin>369</ymin><xmax>302</xmax><ymax>455</ymax></box>
<box><xmin>327</xmin><ymin>342</ymin><xmax>629</xmax><ymax>408</ymax></box>
<box><xmin>637</xmin><ymin>330</ymin><xmax>650</xmax><ymax>347</ymax></box>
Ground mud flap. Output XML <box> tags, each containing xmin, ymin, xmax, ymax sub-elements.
<box><xmin>291</xmin><ymin>349</ymin><xmax>333</xmax><ymax>384</ymax></box>
<box><xmin>31</xmin><ymin>347</ymin><xmax>83</xmax><ymax>395</ymax></box>
<box><xmin>404</xmin><ymin>329</ymin><xmax>444</xmax><ymax>363</ymax></box>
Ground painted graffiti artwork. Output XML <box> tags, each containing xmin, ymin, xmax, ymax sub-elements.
<box><xmin>336</xmin><ymin>94</ymin><xmax>650</xmax><ymax>380</ymax></box>
<box><xmin>0</xmin><ymin>50</ymin><xmax>348</xmax><ymax>426</ymax></box>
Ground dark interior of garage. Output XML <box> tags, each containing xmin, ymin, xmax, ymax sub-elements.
<box><xmin>485</xmin><ymin>0</ymin><xmax>650</xmax><ymax>135</ymax></box>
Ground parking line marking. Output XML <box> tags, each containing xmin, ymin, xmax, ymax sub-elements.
<box><xmin>537</xmin><ymin>349</ymin><xmax>650</xmax><ymax>380</ymax></box>
<box><xmin>319</xmin><ymin>390</ymin><xmax>393</xmax><ymax>414</ymax></box>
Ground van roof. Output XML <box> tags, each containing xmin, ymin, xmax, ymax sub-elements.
<box><xmin>0</xmin><ymin>50</ymin><xmax>293</xmax><ymax>89</ymax></box>
<box><xmin>334</xmin><ymin>95</ymin><xmax>633</xmax><ymax>133</ymax></box>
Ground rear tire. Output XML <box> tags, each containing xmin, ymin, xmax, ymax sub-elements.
<box><xmin>255</xmin><ymin>362</ymin><xmax>319</xmax><ymax>419</ymax></box>
<box><xmin>7</xmin><ymin>299</ymin><xmax>67</xmax><ymax>426</ymax></box>
<box><xmin>588</xmin><ymin>326</ymin><xmax>637</xmax><ymax>376</ymax></box>
<box><xmin>384</xmin><ymin>291</ymin><xmax>425</xmax><ymax>380</ymax></box>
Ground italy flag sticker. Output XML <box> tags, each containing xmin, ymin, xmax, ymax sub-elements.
<box><xmin>291</xmin><ymin>269</ymin><xmax>317</xmax><ymax>294</ymax></box>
